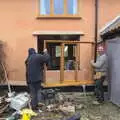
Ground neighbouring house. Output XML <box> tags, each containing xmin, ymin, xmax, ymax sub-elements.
<box><xmin>0</xmin><ymin>0</ymin><xmax>120</xmax><ymax>87</ymax></box>
<box><xmin>100</xmin><ymin>16</ymin><xmax>120</xmax><ymax>106</ymax></box>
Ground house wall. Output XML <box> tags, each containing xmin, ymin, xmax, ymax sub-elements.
<box><xmin>0</xmin><ymin>0</ymin><xmax>119</xmax><ymax>85</ymax></box>
<box><xmin>99</xmin><ymin>0</ymin><xmax>120</xmax><ymax>32</ymax></box>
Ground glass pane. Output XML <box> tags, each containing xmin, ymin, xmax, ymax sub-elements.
<box><xmin>56</xmin><ymin>46</ymin><xmax>61</xmax><ymax>57</ymax></box>
<box><xmin>55</xmin><ymin>45</ymin><xmax>69</xmax><ymax>57</ymax></box>
<box><xmin>47</xmin><ymin>44</ymin><xmax>60</xmax><ymax>70</ymax></box>
<box><xmin>64</xmin><ymin>46</ymin><xmax>68</xmax><ymax>57</ymax></box>
<box><xmin>64</xmin><ymin>45</ymin><xmax>76</xmax><ymax>70</ymax></box>
<box><xmin>67</xmin><ymin>0</ymin><xmax>78</xmax><ymax>14</ymax></box>
<box><xmin>73</xmin><ymin>45</ymin><xmax>75</xmax><ymax>57</ymax></box>
<box><xmin>54</xmin><ymin>0</ymin><xmax>64</xmax><ymax>14</ymax></box>
<box><xmin>40</xmin><ymin>0</ymin><xmax>50</xmax><ymax>15</ymax></box>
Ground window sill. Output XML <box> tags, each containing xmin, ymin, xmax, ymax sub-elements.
<box><xmin>36</xmin><ymin>15</ymin><xmax>82</xmax><ymax>19</ymax></box>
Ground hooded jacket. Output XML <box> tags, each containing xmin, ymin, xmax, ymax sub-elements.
<box><xmin>25</xmin><ymin>48</ymin><xmax>50</xmax><ymax>84</ymax></box>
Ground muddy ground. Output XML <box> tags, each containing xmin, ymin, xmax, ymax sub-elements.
<box><xmin>70</xmin><ymin>92</ymin><xmax>120</xmax><ymax>120</ymax></box>
<box><xmin>32</xmin><ymin>92</ymin><xmax>120</xmax><ymax>120</ymax></box>
<box><xmin>1</xmin><ymin>92</ymin><xmax>120</xmax><ymax>120</ymax></box>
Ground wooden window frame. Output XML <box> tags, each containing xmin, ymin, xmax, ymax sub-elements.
<box><xmin>36</xmin><ymin>0</ymin><xmax>81</xmax><ymax>19</ymax></box>
<box><xmin>43</xmin><ymin>40</ymin><xmax>94</xmax><ymax>84</ymax></box>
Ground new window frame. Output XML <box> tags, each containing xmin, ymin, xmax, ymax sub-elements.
<box><xmin>36</xmin><ymin>0</ymin><xmax>81</xmax><ymax>19</ymax></box>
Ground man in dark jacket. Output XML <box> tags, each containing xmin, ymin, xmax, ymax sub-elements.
<box><xmin>25</xmin><ymin>48</ymin><xmax>36</xmax><ymax>86</ymax></box>
<box><xmin>25</xmin><ymin>48</ymin><xmax>50</xmax><ymax>110</ymax></box>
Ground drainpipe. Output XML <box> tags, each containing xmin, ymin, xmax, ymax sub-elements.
<box><xmin>94</xmin><ymin>0</ymin><xmax>98</xmax><ymax>62</ymax></box>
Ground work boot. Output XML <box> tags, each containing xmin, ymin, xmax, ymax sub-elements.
<box><xmin>97</xmin><ymin>97</ymin><xmax>104</xmax><ymax>103</ymax></box>
<box><xmin>32</xmin><ymin>106</ymin><xmax>38</xmax><ymax>111</ymax></box>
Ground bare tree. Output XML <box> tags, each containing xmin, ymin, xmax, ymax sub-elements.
<box><xmin>0</xmin><ymin>41</ymin><xmax>6</xmax><ymax>83</ymax></box>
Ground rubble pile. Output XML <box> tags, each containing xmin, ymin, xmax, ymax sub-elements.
<box><xmin>0</xmin><ymin>94</ymin><xmax>9</xmax><ymax>114</ymax></box>
<box><xmin>0</xmin><ymin>91</ymin><xmax>81</xmax><ymax>120</ymax></box>
<box><xmin>32</xmin><ymin>93</ymin><xmax>79</xmax><ymax>120</ymax></box>
<box><xmin>1</xmin><ymin>91</ymin><xmax>120</xmax><ymax>120</ymax></box>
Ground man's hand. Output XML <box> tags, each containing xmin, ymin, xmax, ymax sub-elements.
<box><xmin>90</xmin><ymin>60</ymin><xmax>94</xmax><ymax>65</ymax></box>
<box><xmin>43</xmin><ymin>49</ymin><xmax>47</xmax><ymax>53</ymax></box>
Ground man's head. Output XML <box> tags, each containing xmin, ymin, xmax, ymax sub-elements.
<box><xmin>97</xmin><ymin>46</ymin><xmax>104</xmax><ymax>55</ymax></box>
<box><xmin>28</xmin><ymin>48</ymin><xmax>36</xmax><ymax>56</ymax></box>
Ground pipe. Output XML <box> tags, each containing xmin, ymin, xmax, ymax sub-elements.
<box><xmin>94</xmin><ymin>0</ymin><xmax>98</xmax><ymax>62</ymax></box>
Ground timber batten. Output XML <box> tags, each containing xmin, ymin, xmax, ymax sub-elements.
<box><xmin>42</xmin><ymin>80</ymin><xmax>94</xmax><ymax>88</ymax></box>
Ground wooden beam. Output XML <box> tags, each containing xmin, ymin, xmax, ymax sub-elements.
<box><xmin>78</xmin><ymin>43</ymin><xmax>80</xmax><ymax>70</ymax></box>
<box><xmin>44</xmin><ymin>40</ymin><xmax>47</xmax><ymax>85</ymax></box>
<box><xmin>75</xmin><ymin>44</ymin><xmax>78</xmax><ymax>82</ymax></box>
<box><xmin>91</xmin><ymin>43</ymin><xmax>95</xmax><ymax>82</ymax></box>
<box><xmin>7</xmin><ymin>80</ymin><xmax>94</xmax><ymax>87</ymax></box>
<box><xmin>42</xmin><ymin>80</ymin><xmax>94</xmax><ymax>88</ymax></box>
<box><xmin>45</xmin><ymin>40</ymin><xmax>95</xmax><ymax>44</ymax></box>
<box><xmin>60</xmin><ymin>43</ymin><xmax>64</xmax><ymax>83</ymax></box>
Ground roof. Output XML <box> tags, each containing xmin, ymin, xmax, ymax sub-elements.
<box><xmin>100</xmin><ymin>16</ymin><xmax>120</xmax><ymax>36</ymax></box>
<box><xmin>33</xmin><ymin>31</ymin><xmax>84</xmax><ymax>36</ymax></box>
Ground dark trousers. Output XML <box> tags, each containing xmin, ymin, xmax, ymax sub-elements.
<box><xmin>28</xmin><ymin>82</ymin><xmax>42</xmax><ymax>109</ymax></box>
<box><xmin>95</xmin><ymin>76</ymin><xmax>105</xmax><ymax>102</ymax></box>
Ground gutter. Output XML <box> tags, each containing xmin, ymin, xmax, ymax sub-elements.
<box><xmin>94</xmin><ymin>0</ymin><xmax>98</xmax><ymax>62</ymax></box>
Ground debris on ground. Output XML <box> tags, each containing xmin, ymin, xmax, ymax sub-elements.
<box><xmin>59</xmin><ymin>103</ymin><xmax>75</xmax><ymax>113</ymax></box>
<box><xmin>92</xmin><ymin>100</ymin><xmax>101</xmax><ymax>105</ymax></box>
<box><xmin>0</xmin><ymin>94</ymin><xmax>9</xmax><ymax>114</ymax></box>
<box><xmin>76</xmin><ymin>104</ymin><xmax>84</xmax><ymax>110</ymax></box>
<box><xmin>10</xmin><ymin>92</ymin><xmax>30</xmax><ymax>111</ymax></box>
<box><xmin>0</xmin><ymin>92</ymin><xmax>30</xmax><ymax>120</ymax></box>
<box><xmin>0</xmin><ymin>91</ymin><xmax>120</xmax><ymax>120</ymax></box>
<box><xmin>46</xmin><ymin>104</ymin><xmax>58</xmax><ymax>112</ymax></box>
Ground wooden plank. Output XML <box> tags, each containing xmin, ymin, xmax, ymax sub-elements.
<box><xmin>78</xmin><ymin>43</ymin><xmax>80</xmax><ymax>70</ymax></box>
<box><xmin>44</xmin><ymin>40</ymin><xmax>47</xmax><ymax>85</ymax></box>
<box><xmin>42</xmin><ymin>80</ymin><xmax>94</xmax><ymax>88</ymax></box>
<box><xmin>91</xmin><ymin>43</ymin><xmax>95</xmax><ymax>81</ymax></box>
<box><xmin>45</xmin><ymin>40</ymin><xmax>94</xmax><ymax>44</ymax></box>
<box><xmin>7</xmin><ymin>80</ymin><xmax>94</xmax><ymax>87</ymax></box>
<box><xmin>60</xmin><ymin>43</ymin><xmax>64</xmax><ymax>83</ymax></box>
<box><xmin>75</xmin><ymin>44</ymin><xmax>78</xmax><ymax>82</ymax></box>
